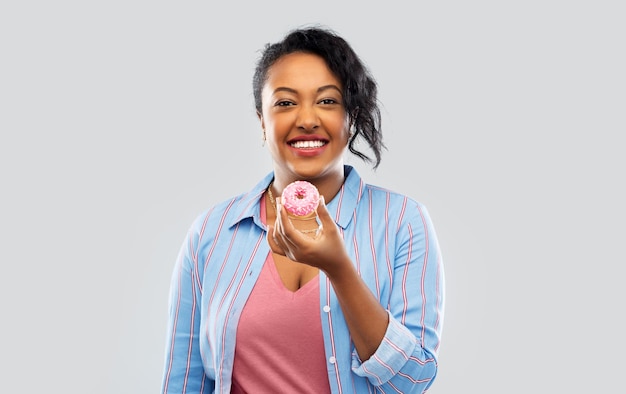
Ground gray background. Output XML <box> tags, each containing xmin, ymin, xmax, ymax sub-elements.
<box><xmin>1</xmin><ymin>1</ymin><xmax>624</xmax><ymax>393</ymax></box>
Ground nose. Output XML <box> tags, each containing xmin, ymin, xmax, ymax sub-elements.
<box><xmin>296</xmin><ymin>104</ymin><xmax>319</xmax><ymax>132</ymax></box>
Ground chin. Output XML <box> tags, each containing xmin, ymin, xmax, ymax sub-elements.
<box><xmin>289</xmin><ymin>162</ymin><xmax>342</xmax><ymax>181</ymax></box>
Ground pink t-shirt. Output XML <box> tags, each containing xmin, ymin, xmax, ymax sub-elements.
<box><xmin>231</xmin><ymin>197</ymin><xmax>331</xmax><ymax>393</ymax></box>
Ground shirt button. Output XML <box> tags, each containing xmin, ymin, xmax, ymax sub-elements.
<box><xmin>323</xmin><ymin>305</ymin><xmax>330</xmax><ymax>312</ymax></box>
<box><xmin>329</xmin><ymin>356</ymin><xmax>336</xmax><ymax>364</ymax></box>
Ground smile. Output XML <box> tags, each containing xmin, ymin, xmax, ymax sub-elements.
<box><xmin>289</xmin><ymin>140</ymin><xmax>327</xmax><ymax>149</ymax></box>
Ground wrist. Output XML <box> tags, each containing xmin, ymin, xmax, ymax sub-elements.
<box><xmin>323</xmin><ymin>254</ymin><xmax>356</xmax><ymax>282</ymax></box>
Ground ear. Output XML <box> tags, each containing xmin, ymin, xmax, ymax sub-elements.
<box><xmin>348</xmin><ymin>107</ymin><xmax>360</xmax><ymax>139</ymax></box>
<box><xmin>256</xmin><ymin>110</ymin><xmax>265</xmax><ymax>130</ymax></box>
<box><xmin>350</xmin><ymin>107</ymin><xmax>360</xmax><ymax>125</ymax></box>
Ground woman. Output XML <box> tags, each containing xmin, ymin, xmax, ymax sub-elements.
<box><xmin>162</xmin><ymin>26</ymin><xmax>445</xmax><ymax>393</ymax></box>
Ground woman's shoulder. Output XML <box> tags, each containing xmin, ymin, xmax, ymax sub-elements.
<box><xmin>345</xmin><ymin>166</ymin><xmax>424</xmax><ymax>209</ymax></box>
<box><xmin>187</xmin><ymin>172</ymin><xmax>272</xmax><ymax>235</ymax></box>
<box><xmin>197</xmin><ymin>191</ymin><xmax>254</xmax><ymax>222</ymax></box>
<box><xmin>362</xmin><ymin>182</ymin><xmax>424</xmax><ymax>207</ymax></box>
<box><xmin>358</xmin><ymin>182</ymin><xmax>433</xmax><ymax>225</ymax></box>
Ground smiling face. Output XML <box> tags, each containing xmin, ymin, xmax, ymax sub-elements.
<box><xmin>258</xmin><ymin>52</ymin><xmax>350</xmax><ymax>187</ymax></box>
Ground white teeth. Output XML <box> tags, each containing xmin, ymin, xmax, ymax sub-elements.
<box><xmin>290</xmin><ymin>140</ymin><xmax>325</xmax><ymax>149</ymax></box>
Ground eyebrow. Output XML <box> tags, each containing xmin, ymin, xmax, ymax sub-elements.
<box><xmin>272</xmin><ymin>85</ymin><xmax>342</xmax><ymax>95</ymax></box>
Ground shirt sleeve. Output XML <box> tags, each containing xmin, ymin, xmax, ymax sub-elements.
<box><xmin>351</xmin><ymin>201</ymin><xmax>444</xmax><ymax>393</ymax></box>
<box><xmin>161</xmin><ymin>226</ymin><xmax>215</xmax><ymax>394</ymax></box>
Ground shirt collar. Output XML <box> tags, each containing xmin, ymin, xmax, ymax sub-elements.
<box><xmin>228</xmin><ymin>165</ymin><xmax>363</xmax><ymax>230</ymax></box>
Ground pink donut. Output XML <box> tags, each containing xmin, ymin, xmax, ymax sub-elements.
<box><xmin>281</xmin><ymin>181</ymin><xmax>320</xmax><ymax>217</ymax></box>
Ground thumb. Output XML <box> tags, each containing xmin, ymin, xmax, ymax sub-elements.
<box><xmin>315</xmin><ymin>196</ymin><xmax>335</xmax><ymax>227</ymax></box>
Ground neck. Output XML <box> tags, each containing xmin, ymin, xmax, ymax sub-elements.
<box><xmin>271</xmin><ymin>167</ymin><xmax>345</xmax><ymax>205</ymax></box>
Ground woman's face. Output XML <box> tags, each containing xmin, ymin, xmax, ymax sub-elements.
<box><xmin>259</xmin><ymin>52</ymin><xmax>350</xmax><ymax>183</ymax></box>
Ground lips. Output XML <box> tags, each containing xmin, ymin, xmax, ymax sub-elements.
<box><xmin>290</xmin><ymin>140</ymin><xmax>326</xmax><ymax>149</ymax></box>
<box><xmin>287</xmin><ymin>135</ymin><xmax>328</xmax><ymax>148</ymax></box>
<box><xmin>287</xmin><ymin>135</ymin><xmax>329</xmax><ymax>156</ymax></box>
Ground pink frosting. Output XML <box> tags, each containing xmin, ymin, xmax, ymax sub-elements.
<box><xmin>281</xmin><ymin>181</ymin><xmax>320</xmax><ymax>217</ymax></box>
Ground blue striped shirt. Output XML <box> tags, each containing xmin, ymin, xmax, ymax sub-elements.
<box><xmin>162</xmin><ymin>165</ymin><xmax>445</xmax><ymax>393</ymax></box>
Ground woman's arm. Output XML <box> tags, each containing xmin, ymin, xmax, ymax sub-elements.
<box><xmin>271</xmin><ymin>196</ymin><xmax>388</xmax><ymax>359</ymax></box>
<box><xmin>352</xmin><ymin>201</ymin><xmax>444</xmax><ymax>392</ymax></box>
<box><xmin>161</xmin><ymin>229</ymin><xmax>214</xmax><ymax>394</ymax></box>
<box><xmin>271</xmin><ymin>197</ymin><xmax>444</xmax><ymax>393</ymax></box>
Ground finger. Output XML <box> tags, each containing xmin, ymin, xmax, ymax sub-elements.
<box><xmin>274</xmin><ymin>198</ymin><xmax>288</xmax><ymax>236</ymax></box>
<box><xmin>272</xmin><ymin>209</ymin><xmax>301</xmax><ymax>259</ymax></box>
<box><xmin>314</xmin><ymin>196</ymin><xmax>334</xmax><ymax>231</ymax></box>
<box><xmin>266</xmin><ymin>225</ymin><xmax>286</xmax><ymax>255</ymax></box>
<box><xmin>275</xmin><ymin>199</ymin><xmax>313</xmax><ymax>262</ymax></box>
<box><xmin>271</xmin><ymin>219</ymin><xmax>288</xmax><ymax>250</ymax></box>
<box><xmin>276</xmin><ymin>198</ymin><xmax>305</xmax><ymax>241</ymax></box>
<box><xmin>272</xmin><ymin>221</ymin><xmax>300</xmax><ymax>261</ymax></box>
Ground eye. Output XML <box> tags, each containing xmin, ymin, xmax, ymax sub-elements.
<box><xmin>275</xmin><ymin>100</ymin><xmax>295</xmax><ymax>107</ymax></box>
<box><xmin>319</xmin><ymin>98</ymin><xmax>339</xmax><ymax>105</ymax></box>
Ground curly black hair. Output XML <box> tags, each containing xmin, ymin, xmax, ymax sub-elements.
<box><xmin>253</xmin><ymin>26</ymin><xmax>385</xmax><ymax>169</ymax></box>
